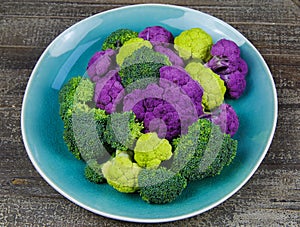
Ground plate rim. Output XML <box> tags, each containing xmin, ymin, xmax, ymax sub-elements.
<box><xmin>21</xmin><ymin>3</ymin><xmax>278</xmax><ymax>223</ymax></box>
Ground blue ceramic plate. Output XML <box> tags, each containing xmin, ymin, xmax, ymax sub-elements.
<box><xmin>21</xmin><ymin>4</ymin><xmax>277</xmax><ymax>223</ymax></box>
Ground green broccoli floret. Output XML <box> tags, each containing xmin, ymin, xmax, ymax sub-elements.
<box><xmin>116</xmin><ymin>38</ymin><xmax>152</xmax><ymax>66</ymax></box>
<box><xmin>59</xmin><ymin>77</ymin><xmax>94</xmax><ymax>159</ymax></box>
<box><xmin>185</xmin><ymin>61</ymin><xmax>226</xmax><ymax>111</ymax></box>
<box><xmin>59</xmin><ymin>76</ymin><xmax>82</xmax><ymax>122</ymax></box>
<box><xmin>138</xmin><ymin>167</ymin><xmax>187</xmax><ymax>204</ymax></box>
<box><xmin>102</xmin><ymin>150</ymin><xmax>142</xmax><ymax>193</ymax></box>
<box><xmin>119</xmin><ymin>46</ymin><xmax>171</xmax><ymax>88</ymax></box>
<box><xmin>104</xmin><ymin>111</ymin><xmax>144</xmax><ymax>151</ymax></box>
<box><xmin>84</xmin><ymin>159</ymin><xmax>106</xmax><ymax>184</ymax></box>
<box><xmin>134</xmin><ymin>132</ymin><xmax>172</xmax><ymax>169</ymax></box>
<box><xmin>72</xmin><ymin>103</ymin><xmax>110</xmax><ymax>162</ymax></box>
<box><xmin>59</xmin><ymin>77</ymin><xmax>110</xmax><ymax>161</ymax></box>
<box><xmin>102</xmin><ymin>28</ymin><xmax>138</xmax><ymax>50</ymax></box>
<box><xmin>171</xmin><ymin>119</ymin><xmax>237</xmax><ymax>181</ymax></box>
<box><xmin>174</xmin><ymin>28</ymin><xmax>213</xmax><ymax>62</ymax></box>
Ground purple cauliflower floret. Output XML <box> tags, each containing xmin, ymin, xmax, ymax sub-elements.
<box><xmin>135</xmin><ymin>98</ymin><xmax>180</xmax><ymax>139</ymax></box>
<box><xmin>221</xmin><ymin>71</ymin><xmax>246</xmax><ymax>99</ymax></box>
<box><xmin>210</xmin><ymin>103</ymin><xmax>239</xmax><ymax>137</ymax></box>
<box><xmin>123</xmin><ymin>81</ymin><xmax>199</xmax><ymax>140</ymax></box>
<box><xmin>94</xmin><ymin>70</ymin><xmax>124</xmax><ymax>114</ymax></box>
<box><xmin>159</xmin><ymin>65</ymin><xmax>204</xmax><ymax>117</ymax></box>
<box><xmin>210</xmin><ymin>39</ymin><xmax>240</xmax><ymax>62</ymax></box>
<box><xmin>138</xmin><ymin>26</ymin><xmax>174</xmax><ymax>46</ymax></box>
<box><xmin>87</xmin><ymin>49</ymin><xmax>116</xmax><ymax>82</ymax></box>
<box><xmin>205</xmin><ymin>39</ymin><xmax>248</xmax><ymax>99</ymax></box>
<box><xmin>154</xmin><ymin>45</ymin><xmax>184</xmax><ymax>67</ymax></box>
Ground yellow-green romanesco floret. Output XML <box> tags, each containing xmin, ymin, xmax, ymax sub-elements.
<box><xmin>174</xmin><ymin>28</ymin><xmax>213</xmax><ymax>62</ymax></box>
<box><xmin>185</xmin><ymin>61</ymin><xmax>226</xmax><ymax>111</ymax></box>
<box><xmin>116</xmin><ymin>37</ymin><xmax>152</xmax><ymax>66</ymax></box>
<box><xmin>134</xmin><ymin>132</ymin><xmax>172</xmax><ymax>169</ymax></box>
<box><xmin>101</xmin><ymin>150</ymin><xmax>141</xmax><ymax>193</ymax></box>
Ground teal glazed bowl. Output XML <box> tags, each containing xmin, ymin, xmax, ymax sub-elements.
<box><xmin>21</xmin><ymin>4</ymin><xmax>277</xmax><ymax>223</ymax></box>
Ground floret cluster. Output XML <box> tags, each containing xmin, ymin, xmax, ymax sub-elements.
<box><xmin>58</xmin><ymin>26</ymin><xmax>248</xmax><ymax>204</ymax></box>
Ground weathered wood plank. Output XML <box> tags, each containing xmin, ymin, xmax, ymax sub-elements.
<box><xmin>1</xmin><ymin>11</ymin><xmax>299</xmax><ymax>49</ymax></box>
<box><xmin>0</xmin><ymin>165</ymin><xmax>298</xmax><ymax>226</ymax></box>
<box><xmin>0</xmin><ymin>0</ymin><xmax>299</xmax><ymax>226</ymax></box>
<box><xmin>1</xmin><ymin>1</ymin><xmax>299</xmax><ymax>25</ymax></box>
<box><xmin>0</xmin><ymin>17</ymin><xmax>78</xmax><ymax>48</ymax></box>
<box><xmin>0</xmin><ymin>47</ymin><xmax>44</xmax><ymax>69</ymax></box>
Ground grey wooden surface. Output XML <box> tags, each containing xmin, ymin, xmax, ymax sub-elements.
<box><xmin>0</xmin><ymin>0</ymin><xmax>299</xmax><ymax>226</ymax></box>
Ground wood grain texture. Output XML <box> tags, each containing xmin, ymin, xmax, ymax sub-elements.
<box><xmin>0</xmin><ymin>0</ymin><xmax>299</xmax><ymax>226</ymax></box>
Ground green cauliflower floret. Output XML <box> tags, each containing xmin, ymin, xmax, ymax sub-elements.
<box><xmin>185</xmin><ymin>61</ymin><xmax>226</xmax><ymax>111</ymax></box>
<box><xmin>171</xmin><ymin>119</ymin><xmax>237</xmax><ymax>181</ymax></box>
<box><xmin>104</xmin><ymin>111</ymin><xmax>144</xmax><ymax>151</ymax></box>
<box><xmin>102</xmin><ymin>28</ymin><xmax>138</xmax><ymax>50</ymax></box>
<box><xmin>116</xmin><ymin>37</ymin><xmax>152</xmax><ymax>66</ymax></box>
<box><xmin>138</xmin><ymin>167</ymin><xmax>187</xmax><ymax>204</ymax></box>
<box><xmin>102</xmin><ymin>150</ymin><xmax>142</xmax><ymax>193</ymax></box>
<box><xmin>119</xmin><ymin>46</ymin><xmax>171</xmax><ymax>88</ymax></box>
<box><xmin>59</xmin><ymin>77</ymin><xmax>110</xmax><ymax>161</ymax></box>
<box><xmin>174</xmin><ymin>28</ymin><xmax>213</xmax><ymax>62</ymax></box>
<box><xmin>84</xmin><ymin>159</ymin><xmax>106</xmax><ymax>184</ymax></box>
<box><xmin>134</xmin><ymin>132</ymin><xmax>172</xmax><ymax>169</ymax></box>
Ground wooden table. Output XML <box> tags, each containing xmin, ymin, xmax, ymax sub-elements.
<box><xmin>1</xmin><ymin>0</ymin><xmax>299</xmax><ymax>226</ymax></box>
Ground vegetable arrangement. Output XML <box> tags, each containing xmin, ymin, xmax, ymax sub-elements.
<box><xmin>59</xmin><ymin>26</ymin><xmax>248</xmax><ymax>204</ymax></box>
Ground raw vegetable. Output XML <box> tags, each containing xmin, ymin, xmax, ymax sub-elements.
<box><xmin>159</xmin><ymin>65</ymin><xmax>204</xmax><ymax>116</ymax></box>
<box><xmin>138</xmin><ymin>25</ymin><xmax>174</xmax><ymax>45</ymax></box>
<box><xmin>102</xmin><ymin>150</ymin><xmax>141</xmax><ymax>193</ymax></box>
<box><xmin>86</xmin><ymin>49</ymin><xmax>116</xmax><ymax>82</ymax></box>
<box><xmin>123</xmin><ymin>81</ymin><xmax>199</xmax><ymax>140</ymax></box>
<box><xmin>205</xmin><ymin>39</ymin><xmax>248</xmax><ymax>99</ymax></box>
<box><xmin>171</xmin><ymin>118</ymin><xmax>237</xmax><ymax>181</ymax></box>
<box><xmin>58</xmin><ymin>26</ymin><xmax>248</xmax><ymax>205</ymax></box>
<box><xmin>210</xmin><ymin>103</ymin><xmax>239</xmax><ymax>137</ymax></box>
<box><xmin>174</xmin><ymin>27</ymin><xmax>213</xmax><ymax>62</ymax></box>
<box><xmin>102</xmin><ymin>28</ymin><xmax>138</xmax><ymax>50</ymax></box>
<box><xmin>138</xmin><ymin>167</ymin><xmax>187</xmax><ymax>204</ymax></box>
<box><xmin>185</xmin><ymin>61</ymin><xmax>226</xmax><ymax>111</ymax></box>
<box><xmin>104</xmin><ymin>111</ymin><xmax>144</xmax><ymax>151</ymax></box>
<box><xmin>154</xmin><ymin>45</ymin><xmax>184</xmax><ymax>67</ymax></box>
<box><xmin>94</xmin><ymin>70</ymin><xmax>124</xmax><ymax>114</ymax></box>
<box><xmin>84</xmin><ymin>160</ymin><xmax>106</xmax><ymax>184</ymax></box>
<box><xmin>134</xmin><ymin>132</ymin><xmax>172</xmax><ymax>169</ymax></box>
<box><xmin>119</xmin><ymin>46</ymin><xmax>171</xmax><ymax>88</ymax></box>
<box><xmin>116</xmin><ymin>38</ymin><xmax>152</xmax><ymax>66</ymax></box>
